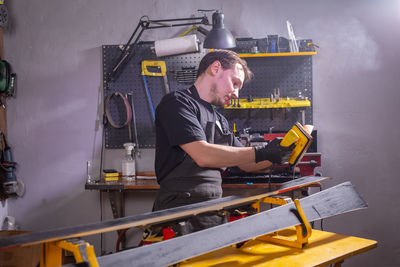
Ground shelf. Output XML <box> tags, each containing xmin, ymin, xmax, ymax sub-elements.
<box><xmin>239</xmin><ymin>51</ymin><xmax>317</xmax><ymax>58</ymax></box>
<box><xmin>224</xmin><ymin>97</ymin><xmax>311</xmax><ymax>109</ymax></box>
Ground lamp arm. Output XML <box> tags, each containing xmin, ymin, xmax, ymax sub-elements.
<box><xmin>150</xmin><ymin>16</ymin><xmax>209</xmax><ymax>25</ymax></box>
<box><xmin>108</xmin><ymin>16</ymin><xmax>150</xmax><ymax>83</ymax></box>
<box><xmin>119</xmin><ymin>18</ymin><xmax>151</xmax><ymax>62</ymax></box>
<box><xmin>147</xmin><ymin>21</ymin><xmax>208</xmax><ymax>29</ymax></box>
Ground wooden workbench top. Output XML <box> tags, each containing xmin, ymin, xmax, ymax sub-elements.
<box><xmin>85</xmin><ymin>178</ymin><xmax>322</xmax><ymax>191</ymax></box>
<box><xmin>85</xmin><ymin>178</ymin><xmax>159</xmax><ymax>190</ymax></box>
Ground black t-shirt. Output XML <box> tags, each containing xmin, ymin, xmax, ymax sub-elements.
<box><xmin>155</xmin><ymin>86</ymin><xmax>242</xmax><ymax>182</ymax></box>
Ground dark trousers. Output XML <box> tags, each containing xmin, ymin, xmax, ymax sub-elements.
<box><xmin>152</xmin><ymin>184</ymin><xmax>227</xmax><ymax>235</ymax></box>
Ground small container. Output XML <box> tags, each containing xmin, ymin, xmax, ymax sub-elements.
<box><xmin>86</xmin><ymin>161</ymin><xmax>95</xmax><ymax>184</ymax></box>
<box><xmin>2</xmin><ymin>216</ymin><xmax>17</xmax><ymax>230</ymax></box>
<box><xmin>122</xmin><ymin>143</ymin><xmax>136</xmax><ymax>182</ymax></box>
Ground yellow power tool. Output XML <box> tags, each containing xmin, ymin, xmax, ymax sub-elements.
<box><xmin>280</xmin><ymin>122</ymin><xmax>313</xmax><ymax>166</ymax></box>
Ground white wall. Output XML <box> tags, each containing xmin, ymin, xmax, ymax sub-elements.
<box><xmin>3</xmin><ymin>0</ymin><xmax>400</xmax><ymax>265</ymax></box>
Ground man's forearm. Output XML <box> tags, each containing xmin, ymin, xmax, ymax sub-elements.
<box><xmin>237</xmin><ymin>160</ymin><xmax>272</xmax><ymax>173</ymax></box>
<box><xmin>180</xmin><ymin>140</ymin><xmax>256</xmax><ymax>168</ymax></box>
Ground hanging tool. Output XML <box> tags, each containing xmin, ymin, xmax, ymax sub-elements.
<box><xmin>171</xmin><ymin>67</ymin><xmax>198</xmax><ymax>84</ymax></box>
<box><xmin>104</xmin><ymin>92</ymin><xmax>132</xmax><ymax>129</ymax></box>
<box><xmin>127</xmin><ymin>93</ymin><xmax>140</xmax><ymax>156</ymax></box>
<box><xmin>141</xmin><ymin>60</ymin><xmax>170</xmax><ymax>121</ymax></box>
<box><xmin>274</xmin><ymin>88</ymin><xmax>280</xmax><ymax>102</ymax></box>
<box><xmin>141</xmin><ymin>73</ymin><xmax>156</xmax><ymax>122</ymax></box>
<box><xmin>141</xmin><ymin>60</ymin><xmax>170</xmax><ymax>95</ymax></box>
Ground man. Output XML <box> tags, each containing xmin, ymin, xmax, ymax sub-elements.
<box><xmin>153</xmin><ymin>49</ymin><xmax>293</xmax><ymax>235</ymax></box>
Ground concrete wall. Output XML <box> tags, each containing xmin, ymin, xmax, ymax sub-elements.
<box><xmin>3</xmin><ymin>0</ymin><xmax>400</xmax><ymax>265</ymax></box>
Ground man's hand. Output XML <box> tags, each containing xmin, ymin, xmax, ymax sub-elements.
<box><xmin>254</xmin><ymin>138</ymin><xmax>295</xmax><ymax>164</ymax></box>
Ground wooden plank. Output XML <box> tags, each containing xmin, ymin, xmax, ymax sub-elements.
<box><xmin>98</xmin><ymin>182</ymin><xmax>367</xmax><ymax>267</ymax></box>
<box><xmin>0</xmin><ymin>176</ymin><xmax>329</xmax><ymax>249</ymax></box>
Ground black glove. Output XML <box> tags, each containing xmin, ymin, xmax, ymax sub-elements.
<box><xmin>254</xmin><ymin>138</ymin><xmax>295</xmax><ymax>164</ymax></box>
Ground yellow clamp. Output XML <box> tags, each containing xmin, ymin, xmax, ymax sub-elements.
<box><xmin>257</xmin><ymin>198</ymin><xmax>312</xmax><ymax>249</ymax></box>
<box><xmin>294</xmin><ymin>198</ymin><xmax>312</xmax><ymax>242</ymax></box>
<box><xmin>41</xmin><ymin>239</ymin><xmax>99</xmax><ymax>267</ymax></box>
<box><xmin>262</xmin><ymin>196</ymin><xmax>292</xmax><ymax>206</ymax></box>
<box><xmin>141</xmin><ymin>60</ymin><xmax>167</xmax><ymax>76</ymax></box>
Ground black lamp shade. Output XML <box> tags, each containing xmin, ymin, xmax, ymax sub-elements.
<box><xmin>203</xmin><ymin>11</ymin><xmax>236</xmax><ymax>49</ymax></box>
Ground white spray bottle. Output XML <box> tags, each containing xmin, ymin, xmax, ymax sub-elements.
<box><xmin>122</xmin><ymin>143</ymin><xmax>136</xmax><ymax>181</ymax></box>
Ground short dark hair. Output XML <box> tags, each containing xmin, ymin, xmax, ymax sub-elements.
<box><xmin>197</xmin><ymin>49</ymin><xmax>253</xmax><ymax>84</ymax></box>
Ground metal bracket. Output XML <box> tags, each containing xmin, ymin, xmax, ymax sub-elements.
<box><xmin>107</xmin><ymin>191</ymin><xmax>126</xmax><ymax>248</ymax></box>
<box><xmin>107</xmin><ymin>191</ymin><xmax>126</xmax><ymax>219</ymax></box>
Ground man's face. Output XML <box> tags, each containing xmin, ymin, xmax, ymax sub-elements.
<box><xmin>210</xmin><ymin>63</ymin><xmax>245</xmax><ymax>107</ymax></box>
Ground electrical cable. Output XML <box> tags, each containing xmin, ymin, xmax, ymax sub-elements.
<box><xmin>116</xmin><ymin>228</ymin><xmax>130</xmax><ymax>252</ymax></box>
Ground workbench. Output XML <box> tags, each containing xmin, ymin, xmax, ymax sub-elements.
<box><xmin>84</xmin><ymin>151</ymin><xmax>322</xmax><ymax>220</ymax></box>
<box><xmin>85</xmin><ymin>177</ymin><xmax>320</xmax><ymax>191</ymax></box>
<box><xmin>180</xmin><ymin>228</ymin><xmax>377</xmax><ymax>267</ymax></box>
<box><xmin>85</xmin><ymin>178</ymin><xmax>321</xmax><ymax>219</ymax></box>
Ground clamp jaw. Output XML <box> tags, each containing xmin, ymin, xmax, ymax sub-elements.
<box><xmin>41</xmin><ymin>239</ymin><xmax>98</xmax><ymax>267</ymax></box>
<box><xmin>256</xmin><ymin>197</ymin><xmax>312</xmax><ymax>249</ymax></box>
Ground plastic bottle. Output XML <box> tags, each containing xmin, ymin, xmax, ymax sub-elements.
<box><xmin>122</xmin><ymin>143</ymin><xmax>136</xmax><ymax>181</ymax></box>
<box><xmin>86</xmin><ymin>161</ymin><xmax>94</xmax><ymax>184</ymax></box>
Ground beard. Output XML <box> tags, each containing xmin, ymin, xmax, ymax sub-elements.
<box><xmin>209</xmin><ymin>83</ymin><xmax>225</xmax><ymax>107</ymax></box>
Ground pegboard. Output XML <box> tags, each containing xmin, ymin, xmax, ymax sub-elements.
<box><xmin>102</xmin><ymin>41</ymin><xmax>313</xmax><ymax>148</ymax></box>
<box><xmin>103</xmin><ymin>43</ymin><xmax>208</xmax><ymax>148</ymax></box>
<box><xmin>220</xmin><ymin>54</ymin><xmax>313</xmax><ymax>134</ymax></box>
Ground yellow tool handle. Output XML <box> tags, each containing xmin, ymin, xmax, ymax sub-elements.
<box><xmin>280</xmin><ymin>128</ymin><xmax>299</xmax><ymax>147</ymax></box>
<box><xmin>141</xmin><ymin>60</ymin><xmax>167</xmax><ymax>76</ymax></box>
<box><xmin>279</xmin><ymin>122</ymin><xmax>313</xmax><ymax>166</ymax></box>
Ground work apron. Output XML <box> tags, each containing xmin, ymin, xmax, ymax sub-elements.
<box><xmin>153</xmin><ymin>86</ymin><xmax>234</xmax><ymax>235</ymax></box>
